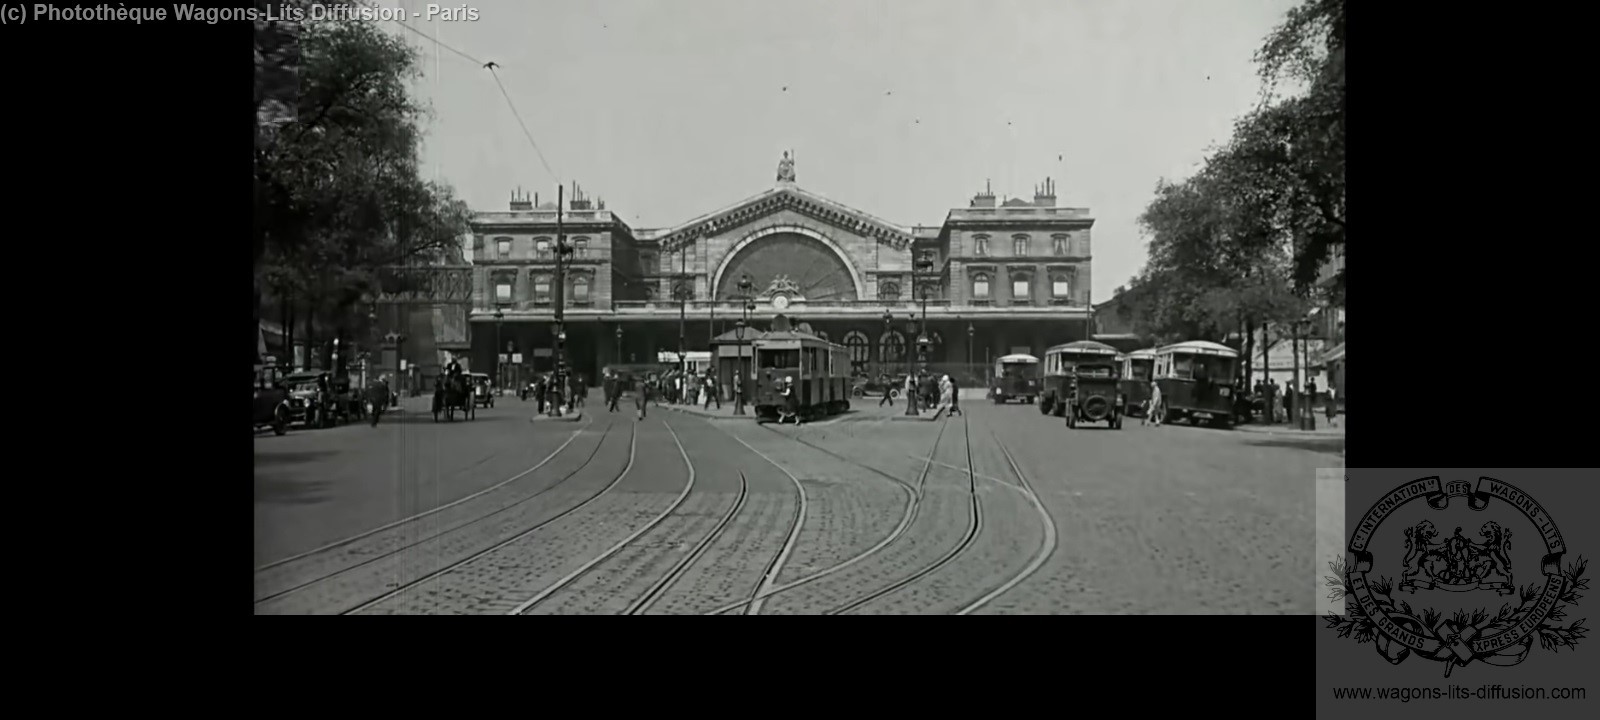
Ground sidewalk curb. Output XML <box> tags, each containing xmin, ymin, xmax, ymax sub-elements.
<box><xmin>1232</xmin><ymin>424</ymin><xmax>1344</xmax><ymax>438</ymax></box>
<box><xmin>661</xmin><ymin>404</ymin><xmax>750</xmax><ymax>422</ymax></box>
<box><xmin>890</xmin><ymin>406</ymin><xmax>946</xmax><ymax>422</ymax></box>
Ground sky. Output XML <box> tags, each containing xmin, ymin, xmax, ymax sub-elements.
<box><xmin>381</xmin><ymin>0</ymin><xmax>1299</xmax><ymax>301</ymax></box>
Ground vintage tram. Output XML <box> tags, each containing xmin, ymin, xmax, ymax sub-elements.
<box><xmin>1039</xmin><ymin>340</ymin><xmax>1119</xmax><ymax>417</ymax></box>
<box><xmin>750</xmin><ymin>317</ymin><xmax>853</xmax><ymax>423</ymax></box>
<box><xmin>990</xmin><ymin>354</ymin><xmax>1040</xmax><ymax>404</ymax></box>
<box><xmin>1117</xmin><ymin>348</ymin><xmax>1156</xmax><ymax>417</ymax></box>
<box><xmin>1151</xmin><ymin>340</ymin><xmax>1241</xmax><ymax>428</ymax></box>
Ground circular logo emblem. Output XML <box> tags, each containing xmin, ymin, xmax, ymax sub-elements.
<box><xmin>771</xmin><ymin>294</ymin><xmax>790</xmax><ymax>310</ymax></box>
<box><xmin>1325</xmin><ymin>476</ymin><xmax>1586</xmax><ymax>676</ymax></box>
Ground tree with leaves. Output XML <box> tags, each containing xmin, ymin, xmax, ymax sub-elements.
<box><xmin>1117</xmin><ymin>0</ymin><xmax>1342</xmax><ymax>371</ymax></box>
<box><xmin>254</xmin><ymin>5</ymin><xmax>471</xmax><ymax>361</ymax></box>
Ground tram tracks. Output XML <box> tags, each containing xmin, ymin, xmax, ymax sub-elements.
<box><xmin>823</xmin><ymin>415</ymin><xmax>979</xmax><ymax>614</ymax></box>
<box><xmin>509</xmin><ymin>419</ymin><xmax>719</xmax><ymax>615</ymax></box>
<box><xmin>698</xmin><ymin>420</ymin><xmax>937</xmax><ymax>615</ymax></box>
<box><xmin>341</xmin><ymin>421</ymin><xmax>639</xmax><ymax>615</ymax></box>
<box><xmin>707</xmin><ymin>415</ymin><xmax>1059</xmax><ymax>615</ymax></box>
<box><xmin>254</xmin><ymin>418</ymin><xmax>605</xmax><ymax>611</ymax></box>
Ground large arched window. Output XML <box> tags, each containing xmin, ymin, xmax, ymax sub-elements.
<box><xmin>971</xmin><ymin>272</ymin><xmax>991</xmax><ymax>300</ymax></box>
<box><xmin>572</xmin><ymin>276</ymin><xmax>591</xmax><ymax>304</ymax></box>
<box><xmin>972</xmin><ymin>234</ymin><xmax>990</xmax><ymax>256</ymax></box>
<box><xmin>492</xmin><ymin>271</ymin><xmax>515</xmax><ymax>304</ymax></box>
<box><xmin>533</xmin><ymin>274</ymin><xmax>552</xmax><ymax>305</ymax></box>
<box><xmin>1051</xmin><ymin>274</ymin><xmax>1071</xmax><ymax>299</ymax></box>
<box><xmin>1012</xmin><ymin>234</ymin><xmax>1030</xmax><ymax>256</ymax></box>
<box><xmin>843</xmin><ymin>331</ymin><xmax>870</xmax><ymax>373</ymax></box>
<box><xmin>879</xmin><ymin>330</ymin><xmax>906</xmax><ymax>363</ymax></box>
<box><xmin>1011</xmin><ymin>272</ymin><xmax>1033</xmax><ymax>302</ymax></box>
<box><xmin>878</xmin><ymin>279</ymin><xmax>901</xmax><ymax>300</ymax></box>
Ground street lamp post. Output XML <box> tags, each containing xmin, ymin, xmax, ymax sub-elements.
<box><xmin>677</xmin><ymin>243</ymin><xmax>690</xmax><ymax>392</ymax></box>
<box><xmin>735</xmin><ymin>273</ymin><xmax>754</xmax><ymax>415</ymax></box>
<box><xmin>550</xmin><ymin>326</ymin><xmax>567</xmax><ymax>416</ymax></box>
<box><xmin>966</xmin><ymin>322</ymin><xmax>975</xmax><ymax>386</ymax></box>
<box><xmin>384</xmin><ymin>331</ymin><xmax>405</xmax><ymax>408</ymax></box>
<box><xmin>493</xmin><ymin>308</ymin><xmax>505</xmax><ymax>389</ymax></box>
<box><xmin>881</xmin><ymin>309</ymin><xmax>893</xmax><ymax>392</ymax></box>
<box><xmin>614</xmin><ymin>324</ymin><xmax>623</xmax><ymax>371</ymax></box>
<box><xmin>1295</xmin><ymin>318</ymin><xmax>1316</xmax><ymax>431</ymax></box>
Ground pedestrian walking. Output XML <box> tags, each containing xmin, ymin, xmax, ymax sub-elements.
<box><xmin>947</xmin><ymin>374</ymin><xmax>962</xmax><ymax>416</ymax></box>
<box><xmin>702</xmin><ymin>371</ymin><xmax>720</xmax><ymax>410</ymax></box>
<box><xmin>1148</xmin><ymin>381</ymin><xmax>1164</xmax><ymax>427</ymax></box>
<box><xmin>634</xmin><ymin>374</ymin><xmax>649</xmax><ymax>420</ymax></box>
<box><xmin>603</xmin><ymin>370</ymin><xmax>619</xmax><ymax>413</ymax></box>
<box><xmin>903</xmin><ymin>373</ymin><xmax>916</xmax><ymax>410</ymax></box>
<box><xmin>1325</xmin><ymin>385</ymin><xmax>1338</xmax><ymax>426</ymax></box>
<box><xmin>878</xmin><ymin>372</ymin><xmax>894</xmax><ymax>407</ymax></box>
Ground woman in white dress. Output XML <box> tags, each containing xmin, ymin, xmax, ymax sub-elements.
<box><xmin>939</xmin><ymin>374</ymin><xmax>953</xmax><ymax>409</ymax></box>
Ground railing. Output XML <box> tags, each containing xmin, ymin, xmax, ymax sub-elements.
<box><xmin>610</xmin><ymin>299</ymin><xmax>962</xmax><ymax>311</ymax></box>
<box><xmin>478</xmin><ymin>298</ymin><xmax>1090</xmax><ymax>313</ymax></box>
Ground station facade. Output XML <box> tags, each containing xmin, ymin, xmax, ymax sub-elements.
<box><xmin>466</xmin><ymin>155</ymin><xmax>1097</xmax><ymax>387</ymax></box>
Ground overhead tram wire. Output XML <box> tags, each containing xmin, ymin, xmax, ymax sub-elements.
<box><xmin>351</xmin><ymin>0</ymin><xmax>560</xmax><ymax>184</ymax></box>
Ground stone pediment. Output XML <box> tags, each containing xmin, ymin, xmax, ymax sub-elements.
<box><xmin>659</xmin><ymin>187</ymin><xmax>912</xmax><ymax>252</ymax></box>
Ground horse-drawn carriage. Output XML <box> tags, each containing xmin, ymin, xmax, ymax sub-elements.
<box><xmin>432</xmin><ymin>373</ymin><xmax>476</xmax><ymax>422</ymax></box>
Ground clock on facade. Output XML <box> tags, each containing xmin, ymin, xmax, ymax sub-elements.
<box><xmin>771</xmin><ymin>294</ymin><xmax>790</xmax><ymax>310</ymax></box>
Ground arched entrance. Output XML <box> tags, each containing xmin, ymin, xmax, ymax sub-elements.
<box><xmin>713</xmin><ymin>227</ymin><xmax>863</xmax><ymax>301</ymax></box>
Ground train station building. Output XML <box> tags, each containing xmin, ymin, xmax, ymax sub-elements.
<box><xmin>451</xmin><ymin>154</ymin><xmax>1099</xmax><ymax>387</ymax></box>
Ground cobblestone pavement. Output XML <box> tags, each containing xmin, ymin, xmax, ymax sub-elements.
<box><xmin>255</xmin><ymin>397</ymin><xmax>1337</xmax><ymax>614</ymax></box>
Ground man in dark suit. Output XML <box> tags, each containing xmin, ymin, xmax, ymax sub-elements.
<box><xmin>603</xmin><ymin>370</ymin><xmax>620</xmax><ymax>413</ymax></box>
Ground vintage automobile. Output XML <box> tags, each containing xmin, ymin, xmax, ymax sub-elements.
<box><xmin>851</xmin><ymin>374</ymin><xmax>901</xmax><ymax>400</ymax></box>
<box><xmin>470</xmin><ymin>372</ymin><xmax>495</xmax><ymax>408</ymax></box>
<box><xmin>281</xmin><ymin>370</ymin><xmax>357</xmax><ymax>428</ymax></box>
<box><xmin>1117</xmin><ymin>348</ymin><xmax>1156</xmax><ymax>417</ymax></box>
<box><xmin>253</xmin><ymin>364</ymin><xmax>290</xmax><ymax>435</ymax></box>
<box><xmin>1063</xmin><ymin>361</ymin><xmax>1123</xmax><ymax>430</ymax></box>
<box><xmin>1039</xmin><ymin>341</ymin><xmax>1119</xmax><ymax>416</ymax></box>
<box><xmin>991</xmin><ymin>354</ymin><xmax>1041</xmax><ymax>404</ymax></box>
<box><xmin>1151</xmin><ymin>340</ymin><xmax>1241</xmax><ymax>428</ymax></box>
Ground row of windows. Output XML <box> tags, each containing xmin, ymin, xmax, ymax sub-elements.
<box><xmin>836</xmin><ymin>330</ymin><xmax>952</xmax><ymax>372</ymax></box>
<box><xmin>969</xmin><ymin>273</ymin><xmax>1070</xmax><ymax>300</ymax></box>
<box><xmin>492</xmin><ymin>275</ymin><xmax>591</xmax><ymax>304</ymax></box>
<box><xmin>878</xmin><ymin>275</ymin><xmax>1073</xmax><ymax>300</ymax></box>
<box><xmin>493</xmin><ymin>237</ymin><xmax>592</xmax><ymax>260</ymax></box>
<box><xmin>970</xmin><ymin>234</ymin><xmax>1078</xmax><ymax>257</ymax></box>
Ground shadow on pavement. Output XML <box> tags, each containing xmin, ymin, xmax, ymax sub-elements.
<box><xmin>254</xmin><ymin>476</ymin><xmax>333</xmax><ymax>505</ymax></box>
<box><xmin>1243</xmin><ymin>436</ymin><xmax>1344</xmax><ymax>456</ymax></box>
<box><xmin>253</xmin><ymin>450</ymin><xmax>340</xmax><ymax>466</ymax></box>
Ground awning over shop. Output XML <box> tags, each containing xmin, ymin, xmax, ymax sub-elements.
<box><xmin>1316</xmin><ymin>342</ymin><xmax>1345</xmax><ymax>367</ymax></box>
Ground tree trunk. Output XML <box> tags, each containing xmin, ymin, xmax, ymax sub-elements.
<box><xmin>1244</xmin><ymin>318</ymin><xmax>1255</xmax><ymax>386</ymax></box>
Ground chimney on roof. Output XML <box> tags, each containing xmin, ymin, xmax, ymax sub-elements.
<box><xmin>597</xmin><ymin>197</ymin><xmax>606</xmax><ymax>210</ymax></box>
<box><xmin>509</xmin><ymin>186</ymin><xmax>532</xmax><ymax>211</ymax></box>
<box><xmin>970</xmin><ymin>179</ymin><xmax>996</xmax><ymax>208</ymax></box>
<box><xmin>1033</xmin><ymin>177</ymin><xmax>1056</xmax><ymax>207</ymax></box>
<box><xmin>570</xmin><ymin>181</ymin><xmax>592</xmax><ymax>210</ymax></box>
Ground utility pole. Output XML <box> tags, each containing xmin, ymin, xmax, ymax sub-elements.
<box><xmin>678</xmin><ymin>243</ymin><xmax>688</xmax><ymax>383</ymax></box>
<box><xmin>552</xmin><ymin>183</ymin><xmax>567</xmax><ymax>415</ymax></box>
